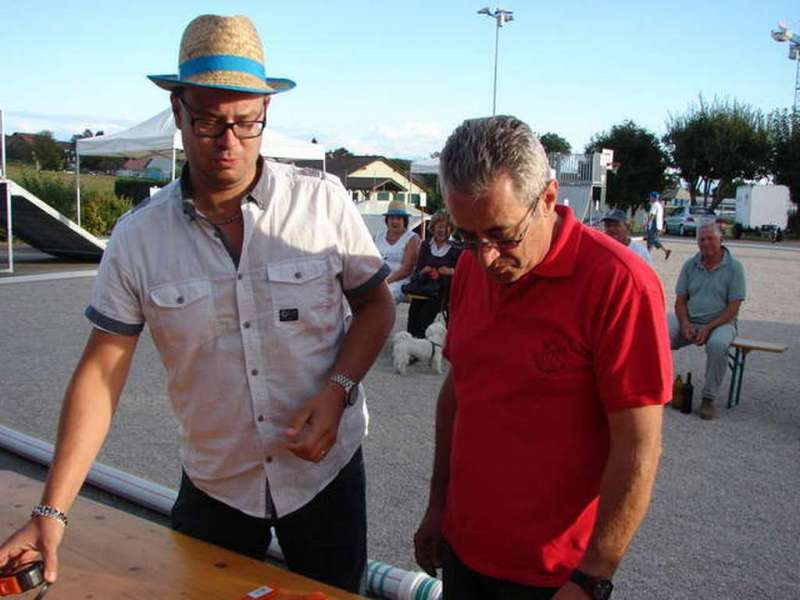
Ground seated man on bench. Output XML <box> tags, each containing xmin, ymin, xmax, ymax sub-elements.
<box><xmin>669</xmin><ymin>221</ymin><xmax>746</xmax><ymax>420</ymax></box>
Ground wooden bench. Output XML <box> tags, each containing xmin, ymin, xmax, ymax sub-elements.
<box><xmin>0</xmin><ymin>471</ymin><xmax>365</xmax><ymax>599</ymax></box>
<box><xmin>727</xmin><ymin>337</ymin><xmax>788</xmax><ymax>408</ymax></box>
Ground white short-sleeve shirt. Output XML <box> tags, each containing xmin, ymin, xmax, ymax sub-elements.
<box><xmin>86</xmin><ymin>160</ymin><xmax>389</xmax><ymax>518</ymax></box>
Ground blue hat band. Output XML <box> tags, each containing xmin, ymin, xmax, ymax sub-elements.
<box><xmin>180</xmin><ymin>55</ymin><xmax>266</xmax><ymax>80</ymax></box>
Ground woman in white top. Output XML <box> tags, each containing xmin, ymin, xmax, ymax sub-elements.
<box><xmin>374</xmin><ymin>200</ymin><xmax>421</xmax><ymax>303</ymax></box>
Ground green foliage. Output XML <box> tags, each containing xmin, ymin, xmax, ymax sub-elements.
<box><xmin>15</xmin><ymin>167</ymin><xmax>130</xmax><ymax>236</ymax></box>
<box><xmin>114</xmin><ymin>177</ymin><xmax>164</xmax><ymax>205</ymax></box>
<box><xmin>31</xmin><ymin>131</ymin><xmax>65</xmax><ymax>171</ymax></box>
<box><xmin>326</xmin><ymin>147</ymin><xmax>353</xmax><ymax>159</ymax></box>
<box><xmin>539</xmin><ymin>132</ymin><xmax>571</xmax><ymax>154</ymax></box>
<box><xmin>586</xmin><ymin>120</ymin><xmax>668</xmax><ymax>213</ymax></box>
<box><xmin>663</xmin><ymin>96</ymin><xmax>770</xmax><ymax>209</ymax></box>
<box><xmin>768</xmin><ymin>109</ymin><xmax>800</xmax><ymax>206</ymax></box>
<box><xmin>81</xmin><ymin>191</ymin><xmax>132</xmax><ymax>236</ymax></box>
<box><xmin>19</xmin><ymin>168</ymin><xmax>77</xmax><ymax>220</ymax></box>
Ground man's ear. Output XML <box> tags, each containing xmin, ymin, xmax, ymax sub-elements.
<box><xmin>539</xmin><ymin>179</ymin><xmax>560</xmax><ymax>216</ymax></box>
<box><xmin>263</xmin><ymin>95</ymin><xmax>272</xmax><ymax>118</ymax></box>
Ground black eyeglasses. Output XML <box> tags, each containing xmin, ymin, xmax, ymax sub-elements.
<box><xmin>452</xmin><ymin>201</ymin><xmax>538</xmax><ymax>252</ymax></box>
<box><xmin>179</xmin><ymin>97</ymin><xmax>266</xmax><ymax>139</ymax></box>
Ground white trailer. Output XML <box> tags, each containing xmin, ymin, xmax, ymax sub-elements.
<box><xmin>735</xmin><ymin>185</ymin><xmax>790</xmax><ymax>229</ymax></box>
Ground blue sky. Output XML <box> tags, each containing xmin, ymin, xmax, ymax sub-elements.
<box><xmin>1</xmin><ymin>1</ymin><xmax>797</xmax><ymax>159</ymax></box>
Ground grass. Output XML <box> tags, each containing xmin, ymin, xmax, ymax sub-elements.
<box><xmin>6</xmin><ymin>162</ymin><xmax>116</xmax><ymax>195</ymax></box>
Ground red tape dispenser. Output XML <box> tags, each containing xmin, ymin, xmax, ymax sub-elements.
<box><xmin>0</xmin><ymin>561</ymin><xmax>48</xmax><ymax>597</ymax></box>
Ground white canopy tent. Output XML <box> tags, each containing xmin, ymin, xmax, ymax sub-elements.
<box><xmin>75</xmin><ymin>109</ymin><xmax>326</xmax><ymax>224</ymax></box>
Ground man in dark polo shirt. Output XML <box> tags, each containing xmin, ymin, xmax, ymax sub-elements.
<box><xmin>413</xmin><ymin>116</ymin><xmax>671</xmax><ymax>600</ymax></box>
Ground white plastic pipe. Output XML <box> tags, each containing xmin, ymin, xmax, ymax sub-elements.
<box><xmin>0</xmin><ymin>425</ymin><xmax>443</xmax><ymax>600</ymax></box>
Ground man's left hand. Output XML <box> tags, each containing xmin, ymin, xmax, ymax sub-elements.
<box><xmin>694</xmin><ymin>324</ymin><xmax>713</xmax><ymax>346</ymax></box>
<box><xmin>285</xmin><ymin>385</ymin><xmax>346</xmax><ymax>462</ymax></box>
<box><xmin>552</xmin><ymin>582</ymin><xmax>590</xmax><ymax>599</ymax></box>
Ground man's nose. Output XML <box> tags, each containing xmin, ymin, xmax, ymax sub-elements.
<box><xmin>215</xmin><ymin>126</ymin><xmax>239</xmax><ymax>148</ymax></box>
<box><xmin>476</xmin><ymin>243</ymin><xmax>500</xmax><ymax>269</ymax></box>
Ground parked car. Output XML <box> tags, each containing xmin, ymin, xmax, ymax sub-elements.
<box><xmin>664</xmin><ymin>206</ymin><xmax>717</xmax><ymax>236</ymax></box>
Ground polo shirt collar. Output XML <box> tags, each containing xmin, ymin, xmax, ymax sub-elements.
<box><xmin>692</xmin><ymin>246</ymin><xmax>731</xmax><ymax>271</ymax></box>
<box><xmin>179</xmin><ymin>157</ymin><xmax>268</xmax><ymax>220</ymax></box>
<box><xmin>528</xmin><ymin>204</ymin><xmax>581</xmax><ymax>279</ymax></box>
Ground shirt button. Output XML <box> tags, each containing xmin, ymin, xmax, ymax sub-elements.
<box><xmin>243</xmin><ymin>321</ymin><xmax>251</xmax><ymax>329</ymax></box>
<box><xmin>294</xmin><ymin>272</ymin><xmax>302</xmax><ymax>279</ymax></box>
<box><xmin>257</xmin><ymin>414</ymin><xmax>265</xmax><ymax>422</ymax></box>
<box><xmin>237</xmin><ymin>273</ymin><xmax>243</xmax><ymax>280</ymax></box>
<box><xmin>176</xmin><ymin>296</ymin><xmax>184</xmax><ymax>304</ymax></box>
<box><xmin>265</xmin><ymin>456</ymin><xmax>273</xmax><ymax>463</ymax></box>
<box><xmin>251</xmin><ymin>369</ymin><xmax>259</xmax><ymax>376</ymax></box>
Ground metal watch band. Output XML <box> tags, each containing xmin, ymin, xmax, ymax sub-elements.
<box><xmin>31</xmin><ymin>504</ymin><xmax>69</xmax><ymax>527</ymax></box>
<box><xmin>329</xmin><ymin>373</ymin><xmax>357</xmax><ymax>406</ymax></box>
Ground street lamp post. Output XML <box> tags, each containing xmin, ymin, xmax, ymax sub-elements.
<box><xmin>771</xmin><ymin>21</ymin><xmax>800</xmax><ymax>114</ymax></box>
<box><xmin>477</xmin><ymin>7</ymin><xmax>514</xmax><ymax>116</ymax></box>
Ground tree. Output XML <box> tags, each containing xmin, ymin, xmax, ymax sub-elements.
<box><xmin>663</xmin><ymin>97</ymin><xmax>770</xmax><ymax>209</ymax></box>
<box><xmin>326</xmin><ymin>147</ymin><xmax>353</xmax><ymax>160</ymax></box>
<box><xmin>539</xmin><ymin>132</ymin><xmax>571</xmax><ymax>155</ymax></box>
<box><xmin>585</xmin><ymin>120</ymin><xmax>668</xmax><ymax>214</ymax></box>
<box><xmin>31</xmin><ymin>131</ymin><xmax>65</xmax><ymax>171</ymax></box>
<box><xmin>768</xmin><ymin>109</ymin><xmax>800</xmax><ymax>206</ymax></box>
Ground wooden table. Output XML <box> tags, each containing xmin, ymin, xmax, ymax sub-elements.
<box><xmin>0</xmin><ymin>471</ymin><xmax>366</xmax><ymax>599</ymax></box>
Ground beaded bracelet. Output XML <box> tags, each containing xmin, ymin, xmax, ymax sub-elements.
<box><xmin>31</xmin><ymin>504</ymin><xmax>69</xmax><ymax>527</ymax></box>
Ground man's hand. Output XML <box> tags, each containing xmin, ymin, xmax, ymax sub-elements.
<box><xmin>694</xmin><ymin>324</ymin><xmax>713</xmax><ymax>346</ymax></box>
<box><xmin>285</xmin><ymin>384</ymin><xmax>346</xmax><ymax>462</ymax></box>
<box><xmin>0</xmin><ymin>518</ymin><xmax>65</xmax><ymax>583</ymax></box>
<box><xmin>680</xmin><ymin>321</ymin><xmax>696</xmax><ymax>342</ymax></box>
<box><xmin>413</xmin><ymin>506</ymin><xmax>444</xmax><ymax>577</ymax></box>
<box><xmin>552</xmin><ymin>581</ymin><xmax>591</xmax><ymax>599</ymax></box>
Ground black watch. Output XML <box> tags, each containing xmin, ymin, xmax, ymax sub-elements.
<box><xmin>569</xmin><ymin>569</ymin><xmax>613</xmax><ymax>600</ymax></box>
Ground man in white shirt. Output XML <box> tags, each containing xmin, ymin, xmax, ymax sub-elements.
<box><xmin>602</xmin><ymin>208</ymin><xmax>652</xmax><ymax>265</ymax></box>
<box><xmin>646</xmin><ymin>191</ymin><xmax>672</xmax><ymax>260</ymax></box>
<box><xmin>0</xmin><ymin>15</ymin><xmax>395</xmax><ymax>593</ymax></box>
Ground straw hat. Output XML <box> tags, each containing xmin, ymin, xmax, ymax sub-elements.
<box><xmin>383</xmin><ymin>200</ymin><xmax>412</xmax><ymax>217</ymax></box>
<box><xmin>148</xmin><ymin>15</ymin><xmax>295</xmax><ymax>95</ymax></box>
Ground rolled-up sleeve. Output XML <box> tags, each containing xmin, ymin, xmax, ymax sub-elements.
<box><xmin>332</xmin><ymin>184</ymin><xmax>390</xmax><ymax>293</ymax></box>
<box><xmin>85</xmin><ymin>223</ymin><xmax>144</xmax><ymax>336</ymax></box>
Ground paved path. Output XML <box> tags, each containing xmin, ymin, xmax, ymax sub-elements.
<box><xmin>0</xmin><ymin>238</ymin><xmax>798</xmax><ymax>598</ymax></box>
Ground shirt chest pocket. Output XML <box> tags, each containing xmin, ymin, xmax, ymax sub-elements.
<box><xmin>148</xmin><ymin>280</ymin><xmax>216</xmax><ymax>350</ymax></box>
<box><xmin>267</xmin><ymin>258</ymin><xmax>335</xmax><ymax>329</ymax></box>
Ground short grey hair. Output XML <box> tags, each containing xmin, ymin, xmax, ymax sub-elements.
<box><xmin>697</xmin><ymin>218</ymin><xmax>723</xmax><ymax>239</ymax></box>
<box><xmin>438</xmin><ymin>115</ymin><xmax>551</xmax><ymax>210</ymax></box>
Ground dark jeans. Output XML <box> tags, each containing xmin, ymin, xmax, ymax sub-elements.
<box><xmin>407</xmin><ymin>296</ymin><xmax>442</xmax><ymax>338</ymax></box>
<box><xmin>442</xmin><ymin>542</ymin><xmax>559</xmax><ymax>600</ymax></box>
<box><xmin>171</xmin><ymin>447</ymin><xmax>367</xmax><ymax>593</ymax></box>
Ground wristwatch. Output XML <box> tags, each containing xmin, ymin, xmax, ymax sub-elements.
<box><xmin>569</xmin><ymin>569</ymin><xmax>613</xmax><ymax>600</ymax></box>
<box><xmin>329</xmin><ymin>373</ymin><xmax>358</xmax><ymax>406</ymax></box>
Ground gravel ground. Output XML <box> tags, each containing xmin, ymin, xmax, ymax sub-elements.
<box><xmin>0</xmin><ymin>235</ymin><xmax>798</xmax><ymax>598</ymax></box>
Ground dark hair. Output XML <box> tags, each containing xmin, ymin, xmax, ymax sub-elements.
<box><xmin>385</xmin><ymin>215</ymin><xmax>409</xmax><ymax>229</ymax></box>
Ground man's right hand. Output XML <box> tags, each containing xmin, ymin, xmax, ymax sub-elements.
<box><xmin>0</xmin><ymin>518</ymin><xmax>65</xmax><ymax>583</ymax></box>
<box><xmin>413</xmin><ymin>506</ymin><xmax>444</xmax><ymax>577</ymax></box>
<box><xmin>681</xmin><ymin>321</ymin><xmax>696</xmax><ymax>342</ymax></box>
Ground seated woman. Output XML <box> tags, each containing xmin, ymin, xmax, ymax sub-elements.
<box><xmin>406</xmin><ymin>210</ymin><xmax>462</xmax><ymax>338</ymax></box>
<box><xmin>374</xmin><ymin>200</ymin><xmax>421</xmax><ymax>303</ymax></box>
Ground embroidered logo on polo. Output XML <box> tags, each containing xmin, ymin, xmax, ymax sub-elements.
<box><xmin>279</xmin><ymin>308</ymin><xmax>299</xmax><ymax>322</ymax></box>
<box><xmin>534</xmin><ymin>339</ymin><xmax>569</xmax><ymax>373</ymax></box>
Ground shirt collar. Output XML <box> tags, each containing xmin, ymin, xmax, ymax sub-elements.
<box><xmin>692</xmin><ymin>246</ymin><xmax>731</xmax><ymax>271</ymax></box>
<box><xmin>527</xmin><ymin>204</ymin><xmax>581</xmax><ymax>279</ymax></box>
<box><xmin>180</xmin><ymin>157</ymin><xmax>268</xmax><ymax>220</ymax></box>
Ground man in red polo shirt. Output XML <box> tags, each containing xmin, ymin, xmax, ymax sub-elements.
<box><xmin>414</xmin><ymin>116</ymin><xmax>671</xmax><ymax>600</ymax></box>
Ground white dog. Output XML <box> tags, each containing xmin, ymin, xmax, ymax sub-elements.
<box><xmin>392</xmin><ymin>320</ymin><xmax>447</xmax><ymax>375</ymax></box>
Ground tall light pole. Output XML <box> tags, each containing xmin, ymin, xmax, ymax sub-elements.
<box><xmin>477</xmin><ymin>7</ymin><xmax>514</xmax><ymax>116</ymax></box>
<box><xmin>771</xmin><ymin>21</ymin><xmax>800</xmax><ymax>114</ymax></box>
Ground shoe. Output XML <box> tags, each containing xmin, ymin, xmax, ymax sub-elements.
<box><xmin>665</xmin><ymin>249</ymin><xmax>672</xmax><ymax>261</ymax></box>
<box><xmin>699</xmin><ymin>398</ymin><xmax>717</xmax><ymax>420</ymax></box>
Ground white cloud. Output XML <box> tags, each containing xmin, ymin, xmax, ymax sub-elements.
<box><xmin>3</xmin><ymin>111</ymin><xmax>135</xmax><ymax>141</ymax></box>
<box><xmin>311</xmin><ymin>119</ymin><xmax>450</xmax><ymax>159</ymax></box>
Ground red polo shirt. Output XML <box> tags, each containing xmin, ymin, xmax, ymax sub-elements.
<box><xmin>442</xmin><ymin>205</ymin><xmax>671</xmax><ymax>587</ymax></box>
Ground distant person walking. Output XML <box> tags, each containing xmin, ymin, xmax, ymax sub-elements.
<box><xmin>646</xmin><ymin>191</ymin><xmax>671</xmax><ymax>260</ymax></box>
